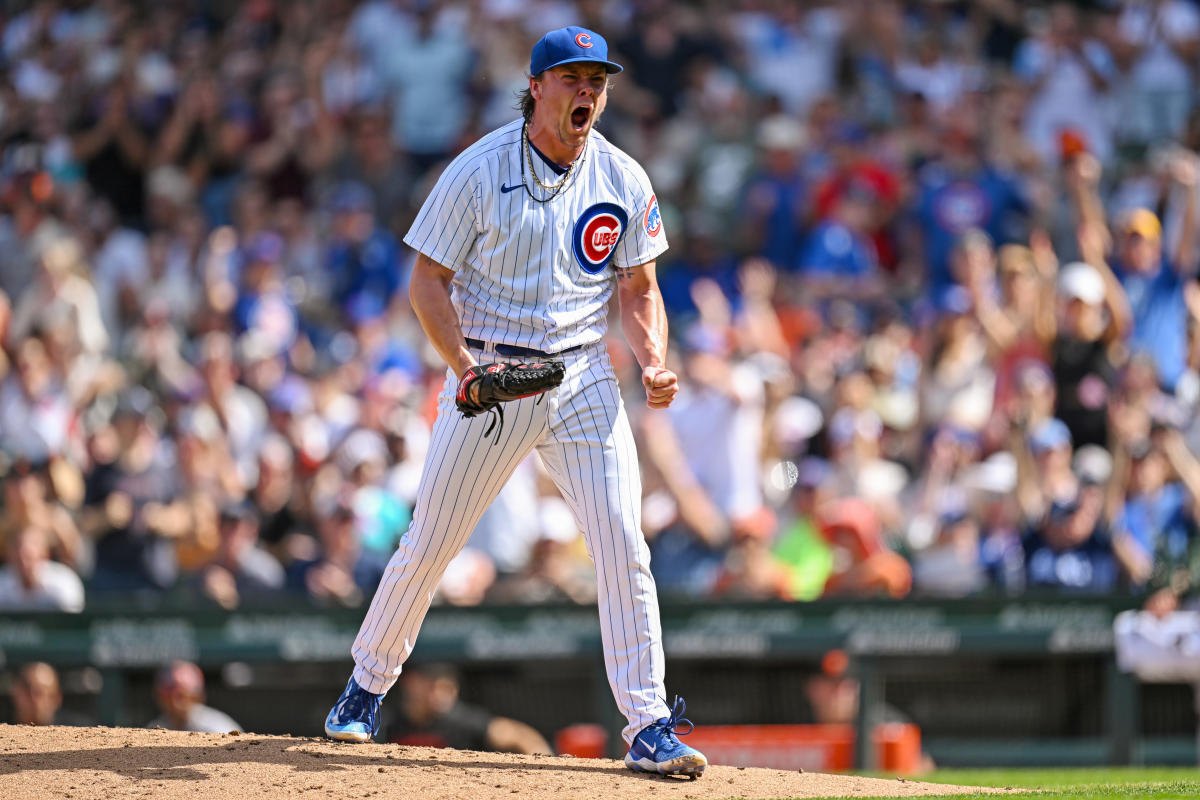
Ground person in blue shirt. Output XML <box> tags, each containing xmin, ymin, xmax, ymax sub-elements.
<box><xmin>324</xmin><ymin>180</ymin><xmax>403</xmax><ymax>322</ymax></box>
<box><xmin>1113</xmin><ymin>431</ymin><xmax>1200</xmax><ymax>591</ymax></box>
<box><xmin>739</xmin><ymin>115</ymin><xmax>811</xmax><ymax>270</ymax></box>
<box><xmin>232</xmin><ymin>230</ymin><xmax>299</xmax><ymax>355</ymax></box>
<box><xmin>797</xmin><ymin>180</ymin><xmax>878</xmax><ymax>279</ymax></box>
<box><xmin>912</xmin><ymin>120</ymin><xmax>1030</xmax><ymax>291</ymax></box>
<box><xmin>1107</xmin><ymin>207</ymin><xmax>1195</xmax><ymax>392</ymax></box>
<box><xmin>1021</xmin><ymin>482</ymin><xmax>1119</xmax><ymax>593</ymax></box>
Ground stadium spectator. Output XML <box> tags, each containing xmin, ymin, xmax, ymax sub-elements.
<box><xmin>324</xmin><ymin>180</ymin><xmax>404</xmax><ymax>321</ymax></box>
<box><xmin>819</xmin><ymin>498</ymin><xmax>911</xmax><ymax>599</ymax></box>
<box><xmin>9</xmin><ymin>662</ymin><xmax>91</xmax><ymax>726</ymax></box>
<box><xmin>1013</xmin><ymin>1</ymin><xmax>1116</xmax><ymax>167</ymax></box>
<box><xmin>288</xmin><ymin>493</ymin><xmax>386</xmax><ymax>607</ymax></box>
<box><xmin>147</xmin><ymin>660</ymin><xmax>242</xmax><ymax>733</ymax></box>
<box><xmin>738</xmin><ymin>114</ymin><xmax>811</xmax><ymax>271</ymax></box>
<box><xmin>0</xmin><ymin>526</ymin><xmax>84</xmax><ymax>612</ymax></box>
<box><xmin>83</xmin><ymin>388</ymin><xmax>180</xmax><ymax>593</ymax></box>
<box><xmin>1113</xmin><ymin>429</ymin><xmax>1200</xmax><ymax>592</ymax></box>
<box><xmin>385</xmin><ymin>662</ymin><xmax>550</xmax><ymax>754</ymax></box>
<box><xmin>1021</xmin><ymin>480</ymin><xmax>1120</xmax><ymax>593</ymax></box>
<box><xmin>190</xmin><ymin>502</ymin><xmax>284</xmax><ymax>610</ymax></box>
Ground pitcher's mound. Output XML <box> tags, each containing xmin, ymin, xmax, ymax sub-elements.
<box><xmin>0</xmin><ymin>724</ymin><xmax>1011</xmax><ymax>799</ymax></box>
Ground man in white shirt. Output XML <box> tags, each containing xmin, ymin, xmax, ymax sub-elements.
<box><xmin>0</xmin><ymin>526</ymin><xmax>84</xmax><ymax>613</ymax></box>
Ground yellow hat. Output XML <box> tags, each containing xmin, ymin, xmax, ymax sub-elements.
<box><xmin>1119</xmin><ymin>208</ymin><xmax>1162</xmax><ymax>240</ymax></box>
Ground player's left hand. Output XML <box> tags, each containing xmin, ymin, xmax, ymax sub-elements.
<box><xmin>642</xmin><ymin>366</ymin><xmax>678</xmax><ymax>409</ymax></box>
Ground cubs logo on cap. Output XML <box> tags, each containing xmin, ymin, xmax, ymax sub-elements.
<box><xmin>530</xmin><ymin>26</ymin><xmax>623</xmax><ymax>75</ymax></box>
<box><xmin>644</xmin><ymin>194</ymin><xmax>662</xmax><ymax>238</ymax></box>
<box><xmin>572</xmin><ymin>203</ymin><xmax>628</xmax><ymax>273</ymax></box>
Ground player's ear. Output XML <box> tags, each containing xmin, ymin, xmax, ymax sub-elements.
<box><xmin>529</xmin><ymin>75</ymin><xmax>543</xmax><ymax>101</ymax></box>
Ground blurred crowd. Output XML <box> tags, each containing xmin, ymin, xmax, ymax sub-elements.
<box><xmin>1</xmin><ymin>0</ymin><xmax>1199</xmax><ymax>615</ymax></box>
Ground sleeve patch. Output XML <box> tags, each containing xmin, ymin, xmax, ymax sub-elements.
<box><xmin>643</xmin><ymin>194</ymin><xmax>662</xmax><ymax>238</ymax></box>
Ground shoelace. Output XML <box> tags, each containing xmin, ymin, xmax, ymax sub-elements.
<box><xmin>659</xmin><ymin>695</ymin><xmax>695</xmax><ymax>743</ymax></box>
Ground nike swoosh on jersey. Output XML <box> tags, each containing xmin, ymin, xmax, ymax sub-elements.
<box><xmin>500</xmin><ymin>183</ymin><xmax>522</xmax><ymax>193</ymax></box>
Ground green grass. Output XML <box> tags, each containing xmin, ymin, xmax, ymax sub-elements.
<box><xmin>813</xmin><ymin>767</ymin><xmax>1200</xmax><ymax>799</ymax></box>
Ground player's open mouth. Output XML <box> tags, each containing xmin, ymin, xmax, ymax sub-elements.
<box><xmin>570</xmin><ymin>105</ymin><xmax>591</xmax><ymax>131</ymax></box>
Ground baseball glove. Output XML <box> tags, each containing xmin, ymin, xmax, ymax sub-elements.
<box><xmin>455</xmin><ymin>361</ymin><xmax>566</xmax><ymax>436</ymax></box>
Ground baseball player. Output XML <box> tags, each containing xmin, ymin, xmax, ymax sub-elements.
<box><xmin>323</xmin><ymin>26</ymin><xmax>707</xmax><ymax>779</ymax></box>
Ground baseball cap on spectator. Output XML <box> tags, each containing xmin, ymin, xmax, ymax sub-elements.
<box><xmin>336</xmin><ymin>429</ymin><xmax>388</xmax><ymax>475</ymax></box>
<box><xmin>328</xmin><ymin>181</ymin><xmax>374</xmax><ymax>215</ymax></box>
<box><xmin>345</xmin><ymin>292</ymin><xmax>387</xmax><ymax>326</ymax></box>
<box><xmin>243</xmin><ymin>231</ymin><xmax>284</xmax><ymax>265</ymax></box>
<box><xmin>113</xmin><ymin>386</ymin><xmax>159</xmax><ymax>424</ymax></box>
<box><xmin>831</xmin><ymin>122</ymin><xmax>868</xmax><ymax>147</ymax></box>
<box><xmin>1118</xmin><ymin>208</ymin><xmax>1162</xmax><ymax>241</ymax></box>
<box><xmin>1073</xmin><ymin>444</ymin><xmax>1113</xmax><ymax>485</ymax></box>
<box><xmin>268</xmin><ymin>375</ymin><xmax>314</xmax><ymax>416</ymax></box>
<box><xmin>773</xmin><ymin>395</ymin><xmax>823</xmax><ymax>450</ymax></box>
<box><xmin>237</xmin><ymin>330</ymin><xmax>281</xmax><ymax>365</ymax></box>
<box><xmin>219</xmin><ymin>500</ymin><xmax>258</xmax><ymax>526</ymax></box>
<box><xmin>1127</xmin><ymin>438</ymin><xmax>1154</xmax><ymax>462</ymax></box>
<box><xmin>963</xmin><ymin>451</ymin><xmax>1017</xmax><ymax>495</ymax></box>
<box><xmin>177</xmin><ymin>404</ymin><xmax>222</xmax><ymax>442</ymax></box>
<box><xmin>1028</xmin><ymin>417</ymin><xmax>1072</xmax><ymax>455</ymax></box>
<box><xmin>530</xmin><ymin>26</ymin><xmax>623</xmax><ymax>75</ymax></box>
<box><xmin>758</xmin><ymin>114</ymin><xmax>808</xmax><ymax>152</ymax></box>
<box><xmin>819</xmin><ymin>498</ymin><xmax>882</xmax><ymax>559</ymax></box>
<box><xmin>148</xmin><ymin>166</ymin><xmax>194</xmax><ymax>206</ymax></box>
<box><xmin>1047</xmin><ymin>493</ymin><xmax>1082</xmax><ymax>525</ymax></box>
<box><xmin>1058</xmin><ymin>261</ymin><xmax>1105</xmax><ymax>305</ymax></box>
<box><xmin>937</xmin><ymin>284</ymin><xmax>973</xmax><ymax>316</ymax></box>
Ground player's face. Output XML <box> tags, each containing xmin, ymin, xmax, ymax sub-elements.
<box><xmin>532</xmin><ymin>63</ymin><xmax>608</xmax><ymax>153</ymax></box>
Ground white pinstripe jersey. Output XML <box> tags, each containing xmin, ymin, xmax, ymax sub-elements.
<box><xmin>403</xmin><ymin>118</ymin><xmax>668</xmax><ymax>354</ymax></box>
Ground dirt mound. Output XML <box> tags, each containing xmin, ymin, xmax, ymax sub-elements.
<box><xmin>0</xmin><ymin>724</ymin><xmax>1010</xmax><ymax>799</ymax></box>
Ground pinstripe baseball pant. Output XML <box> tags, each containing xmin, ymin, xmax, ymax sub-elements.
<box><xmin>350</xmin><ymin>340</ymin><xmax>671</xmax><ymax>743</ymax></box>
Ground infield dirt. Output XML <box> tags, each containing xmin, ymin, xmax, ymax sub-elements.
<box><xmin>0</xmin><ymin>724</ymin><xmax>1014</xmax><ymax>799</ymax></box>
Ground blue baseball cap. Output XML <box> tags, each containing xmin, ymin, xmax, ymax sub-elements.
<box><xmin>1029</xmin><ymin>417</ymin><xmax>1072</xmax><ymax>455</ymax></box>
<box><xmin>530</xmin><ymin>26</ymin><xmax>623</xmax><ymax>76</ymax></box>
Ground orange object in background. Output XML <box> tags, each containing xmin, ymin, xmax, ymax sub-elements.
<box><xmin>555</xmin><ymin>723</ymin><xmax>608</xmax><ymax>758</ymax></box>
<box><xmin>682</xmin><ymin>723</ymin><xmax>922</xmax><ymax>774</ymax></box>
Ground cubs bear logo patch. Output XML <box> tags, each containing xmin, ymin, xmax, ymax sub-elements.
<box><xmin>644</xmin><ymin>194</ymin><xmax>662</xmax><ymax>238</ymax></box>
<box><xmin>572</xmin><ymin>202</ymin><xmax>628</xmax><ymax>274</ymax></box>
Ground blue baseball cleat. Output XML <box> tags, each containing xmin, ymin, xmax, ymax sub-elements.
<box><xmin>324</xmin><ymin>677</ymin><xmax>383</xmax><ymax>742</ymax></box>
<box><xmin>624</xmin><ymin>696</ymin><xmax>707</xmax><ymax>779</ymax></box>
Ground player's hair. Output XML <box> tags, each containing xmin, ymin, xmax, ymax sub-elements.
<box><xmin>517</xmin><ymin>83</ymin><xmax>536</xmax><ymax>123</ymax></box>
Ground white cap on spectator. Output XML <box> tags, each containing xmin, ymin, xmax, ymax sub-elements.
<box><xmin>336</xmin><ymin>429</ymin><xmax>388</xmax><ymax>475</ymax></box>
<box><xmin>773</xmin><ymin>396</ymin><xmax>823</xmax><ymax>449</ymax></box>
<box><xmin>758</xmin><ymin>114</ymin><xmax>808</xmax><ymax>152</ymax></box>
<box><xmin>1058</xmin><ymin>261</ymin><xmax>1105</xmax><ymax>305</ymax></box>
<box><xmin>964</xmin><ymin>451</ymin><xmax>1018</xmax><ymax>495</ymax></box>
<box><xmin>1073</xmin><ymin>444</ymin><xmax>1113</xmax><ymax>485</ymax></box>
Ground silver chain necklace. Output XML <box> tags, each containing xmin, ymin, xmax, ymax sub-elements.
<box><xmin>520</xmin><ymin>122</ymin><xmax>585</xmax><ymax>203</ymax></box>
